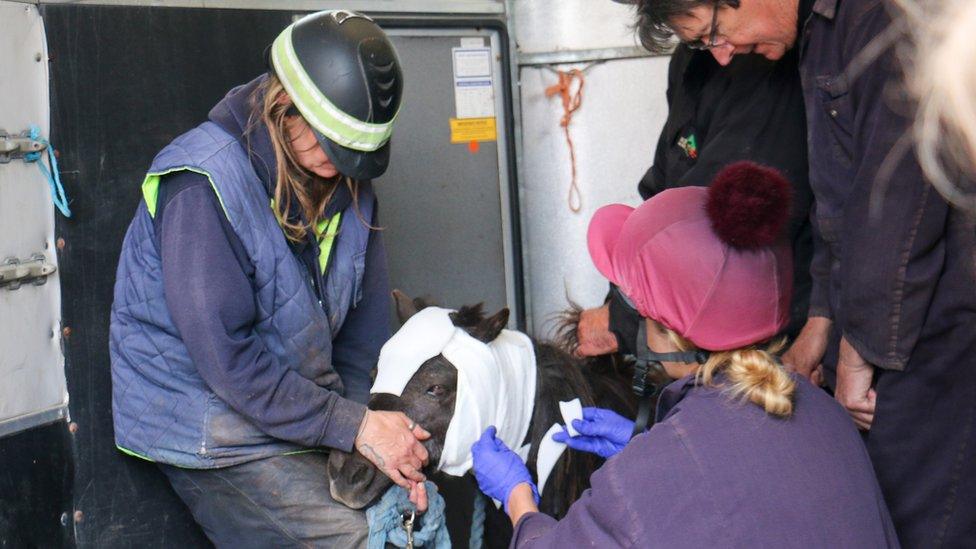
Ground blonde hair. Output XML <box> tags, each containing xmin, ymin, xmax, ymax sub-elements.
<box><xmin>248</xmin><ymin>74</ymin><xmax>369</xmax><ymax>242</ymax></box>
<box><xmin>899</xmin><ymin>0</ymin><xmax>976</xmax><ymax>213</ymax></box>
<box><xmin>663</xmin><ymin>325</ymin><xmax>795</xmax><ymax>418</ymax></box>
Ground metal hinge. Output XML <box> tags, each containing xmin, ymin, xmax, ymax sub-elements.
<box><xmin>0</xmin><ymin>254</ymin><xmax>57</xmax><ymax>290</ymax></box>
<box><xmin>0</xmin><ymin>128</ymin><xmax>47</xmax><ymax>164</ymax></box>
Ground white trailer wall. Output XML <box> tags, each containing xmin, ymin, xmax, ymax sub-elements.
<box><xmin>513</xmin><ymin>0</ymin><xmax>671</xmax><ymax>336</ymax></box>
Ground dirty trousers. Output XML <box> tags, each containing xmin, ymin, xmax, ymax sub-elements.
<box><xmin>159</xmin><ymin>452</ymin><xmax>368</xmax><ymax>548</ymax></box>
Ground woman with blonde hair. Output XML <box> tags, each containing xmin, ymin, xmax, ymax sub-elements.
<box><xmin>469</xmin><ymin>163</ymin><xmax>899</xmax><ymax>547</ymax></box>
<box><xmin>109</xmin><ymin>10</ymin><xmax>430</xmax><ymax>545</ymax></box>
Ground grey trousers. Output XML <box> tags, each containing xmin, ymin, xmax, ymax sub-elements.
<box><xmin>159</xmin><ymin>452</ymin><xmax>368</xmax><ymax>548</ymax></box>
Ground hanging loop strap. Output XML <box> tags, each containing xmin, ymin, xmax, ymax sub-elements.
<box><xmin>23</xmin><ymin>125</ymin><xmax>72</xmax><ymax>218</ymax></box>
<box><xmin>545</xmin><ymin>69</ymin><xmax>585</xmax><ymax>213</ymax></box>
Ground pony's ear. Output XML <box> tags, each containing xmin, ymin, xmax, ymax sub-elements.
<box><xmin>392</xmin><ymin>289</ymin><xmax>418</xmax><ymax>324</ymax></box>
<box><xmin>471</xmin><ymin>308</ymin><xmax>509</xmax><ymax>343</ymax></box>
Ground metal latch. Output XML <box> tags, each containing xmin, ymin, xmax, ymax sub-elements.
<box><xmin>0</xmin><ymin>254</ymin><xmax>57</xmax><ymax>290</ymax></box>
<box><xmin>0</xmin><ymin>128</ymin><xmax>47</xmax><ymax>164</ymax></box>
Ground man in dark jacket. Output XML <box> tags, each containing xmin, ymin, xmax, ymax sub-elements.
<box><xmin>635</xmin><ymin>0</ymin><xmax>976</xmax><ymax>545</ymax></box>
<box><xmin>577</xmin><ymin>42</ymin><xmax>812</xmax><ymax>357</ymax></box>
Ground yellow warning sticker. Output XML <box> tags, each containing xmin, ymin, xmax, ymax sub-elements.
<box><xmin>449</xmin><ymin>117</ymin><xmax>497</xmax><ymax>143</ymax></box>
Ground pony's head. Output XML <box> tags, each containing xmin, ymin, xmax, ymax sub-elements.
<box><xmin>327</xmin><ymin>290</ymin><xmax>510</xmax><ymax>509</ymax></box>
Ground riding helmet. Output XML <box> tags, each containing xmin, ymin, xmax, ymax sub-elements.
<box><xmin>270</xmin><ymin>10</ymin><xmax>403</xmax><ymax>180</ymax></box>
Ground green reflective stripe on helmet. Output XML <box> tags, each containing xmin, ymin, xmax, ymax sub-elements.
<box><xmin>141</xmin><ymin>167</ymin><xmax>230</xmax><ymax>221</ymax></box>
<box><xmin>316</xmin><ymin>213</ymin><xmax>342</xmax><ymax>275</ymax></box>
<box><xmin>271</xmin><ymin>25</ymin><xmax>397</xmax><ymax>152</ymax></box>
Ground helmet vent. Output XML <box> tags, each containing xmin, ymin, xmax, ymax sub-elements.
<box><xmin>370</xmin><ymin>60</ymin><xmax>395</xmax><ymax>72</ymax></box>
<box><xmin>375</xmin><ymin>77</ymin><xmax>395</xmax><ymax>92</ymax></box>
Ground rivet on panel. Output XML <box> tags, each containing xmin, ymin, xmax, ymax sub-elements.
<box><xmin>73</xmin><ymin>510</ymin><xmax>84</xmax><ymax>524</ymax></box>
<box><xmin>62</xmin><ymin>326</ymin><xmax>72</xmax><ymax>340</ymax></box>
<box><xmin>68</xmin><ymin>422</ymin><xmax>79</xmax><ymax>434</ymax></box>
<box><xmin>56</xmin><ymin>238</ymin><xmax>66</xmax><ymax>250</ymax></box>
<box><xmin>35</xmin><ymin>53</ymin><xmax>43</xmax><ymax>63</ymax></box>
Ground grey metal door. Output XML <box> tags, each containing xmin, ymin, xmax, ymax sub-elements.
<box><xmin>378</xmin><ymin>28</ymin><xmax>521</xmax><ymax>325</ymax></box>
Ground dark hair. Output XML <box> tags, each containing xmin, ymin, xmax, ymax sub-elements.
<box><xmin>633</xmin><ymin>0</ymin><xmax>739</xmax><ymax>54</ymax></box>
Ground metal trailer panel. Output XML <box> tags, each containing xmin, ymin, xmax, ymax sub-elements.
<box><xmin>0</xmin><ymin>4</ymin><xmax>73</xmax><ymax>547</ymax></box>
<box><xmin>0</xmin><ymin>2</ymin><xmax>68</xmax><ymax>439</ymax></box>
<box><xmin>513</xmin><ymin>0</ymin><xmax>671</xmax><ymax>336</ymax></box>
<box><xmin>13</xmin><ymin>0</ymin><xmax>504</xmax><ymax>14</ymax></box>
<box><xmin>513</xmin><ymin>0</ymin><xmax>641</xmax><ymax>54</ymax></box>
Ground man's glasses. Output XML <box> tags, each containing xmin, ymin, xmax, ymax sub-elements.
<box><xmin>684</xmin><ymin>2</ymin><xmax>723</xmax><ymax>50</ymax></box>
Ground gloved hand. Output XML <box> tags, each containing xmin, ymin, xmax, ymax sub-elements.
<box><xmin>471</xmin><ymin>426</ymin><xmax>539</xmax><ymax>513</ymax></box>
<box><xmin>551</xmin><ymin>407</ymin><xmax>634</xmax><ymax>459</ymax></box>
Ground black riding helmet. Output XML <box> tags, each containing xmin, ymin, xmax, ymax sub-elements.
<box><xmin>270</xmin><ymin>10</ymin><xmax>403</xmax><ymax>180</ymax></box>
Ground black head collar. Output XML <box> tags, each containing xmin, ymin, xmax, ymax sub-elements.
<box><xmin>626</xmin><ymin>321</ymin><xmax>710</xmax><ymax>438</ymax></box>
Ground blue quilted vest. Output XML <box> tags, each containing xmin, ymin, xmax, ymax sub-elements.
<box><xmin>109</xmin><ymin>121</ymin><xmax>374</xmax><ymax>468</ymax></box>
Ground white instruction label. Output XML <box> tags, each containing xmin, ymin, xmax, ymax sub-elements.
<box><xmin>452</xmin><ymin>47</ymin><xmax>495</xmax><ymax>119</ymax></box>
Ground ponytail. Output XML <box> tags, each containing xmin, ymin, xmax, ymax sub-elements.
<box><xmin>700</xmin><ymin>343</ymin><xmax>795</xmax><ymax>418</ymax></box>
<box><xmin>663</xmin><ymin>325</ymin><xmax>795</xmax><ymax>417</ymax></box>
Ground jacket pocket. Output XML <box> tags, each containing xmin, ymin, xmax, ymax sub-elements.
<box><xmin>816</xmin><ymin>74</ymin><xmax>854</xmax><ymax>169</ymax></box>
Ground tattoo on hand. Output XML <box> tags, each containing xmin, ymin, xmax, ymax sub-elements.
<box><xmin>358</xmin><ymin>443</ymin><xmax>385</xmax><ymax>468</ymax></box>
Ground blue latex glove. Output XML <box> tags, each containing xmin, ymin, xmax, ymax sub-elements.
<box><xmin>551</xmin><ymin>407</ymin><xmax>635</xmax><ymax>459</ymax></box>
<box><xmin>471</xmin><ymin>426</ymin><xmax>539</xmax><ymax>513</ymax></box>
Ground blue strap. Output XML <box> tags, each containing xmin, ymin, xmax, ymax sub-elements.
<box><xmin>366</xmin><ymin>481</ymin><xmax>451</xmax><ymax>548</ymax></box>
<box><xmin>23</xmin><ymin>124</ymin><xmax>72</xmax><ymax>218</ymax></box>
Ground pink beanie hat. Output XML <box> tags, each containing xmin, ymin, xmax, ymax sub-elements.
<box><xmin>587</xmin><ymin>162</ymin><xmax>793</xmax><ymax>351</ymax></box>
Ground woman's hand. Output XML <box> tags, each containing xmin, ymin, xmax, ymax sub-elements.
<box><xmin>552</xmin><ymin>407</ymin><xmax>634</xmax><ymax>458</ymax></box>
<box><xmin>782</xmin><ymin>316</ymin><xmax>832</xmax><ymax>385</ymax></box>
<box><xmin>354</xmin><ymin>410</ymin><xmax>431</xmax><ymax>489</ymax></box>
<box><xmin>471</xmin><ymin>427</ymin><xmax>539</xmax><ymax>514</ymax></box>
<box><xmin>835</xmin><ymin>337</ymin><xmax>877</xmax><ymax>430</ymax></box>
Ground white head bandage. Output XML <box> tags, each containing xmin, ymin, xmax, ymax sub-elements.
<box><xmin>370</xmin><ymin>307</ymin><xmax>537</xmax><ymax>477</ymax></box>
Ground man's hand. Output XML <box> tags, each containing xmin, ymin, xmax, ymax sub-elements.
<box><xmin>354</xmin><ymin>410</ymin><xmax>431</xmax><ymax>489</ymax></box>
<box><xmin>835</xmin><ymin>337</ymin><xmax>877</xmax><ymax>430</ymax></box>
<box><xmin>577</xmin><ymin>304</ymin><xmax>619</xmax><ymax>357</ymax></box>
<box><xmin>408</xmin><ymin>481</ymin><xmax>429</xmax><ymax>513</ymax></box>
<box><xmin>782</xmin><ymin>316</ymin><xmax>832</xmax><ymax>385</ymax></box>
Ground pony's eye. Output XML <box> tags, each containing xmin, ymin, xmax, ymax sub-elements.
<box><xmin>426</xmin><ymin>384</ymin><xmax>446</xmax><ymax>398</ymax></box>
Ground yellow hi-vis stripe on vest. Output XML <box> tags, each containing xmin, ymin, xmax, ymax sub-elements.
<box><xmin>316</xmin><ymin>213</ymin><xmax>342</xmax><ymax>275</ymax></box>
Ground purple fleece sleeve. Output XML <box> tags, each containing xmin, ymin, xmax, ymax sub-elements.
<box><xmin>510</xmin><ymin>423</ymin><xmax>700</xmax><ymax>548</ymax></box>
<box><xmin>158</xmin><ymin>174</ymin><xmax>366</xmax><ymax>451</ymax></box>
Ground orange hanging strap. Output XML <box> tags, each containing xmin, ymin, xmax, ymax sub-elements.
<box><xmin>545</xmin><ymin>68</ymin><xmax>585</xmax><ymax>212</ymax></box>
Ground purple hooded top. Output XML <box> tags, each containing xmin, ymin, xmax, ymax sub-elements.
<box><xmin>512</xmin><ymin>375</ymin><xmax>899</xmax><ymax>548</ymax></box>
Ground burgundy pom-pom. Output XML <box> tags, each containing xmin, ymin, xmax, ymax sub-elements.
<box><xmin>706</xmin><ymin>162</ymin><xmax>792</xmax><ymax>249</ymax></box>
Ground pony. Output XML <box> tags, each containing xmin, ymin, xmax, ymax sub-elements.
<box><xmin>327</xmin><ymin>291</ymin><xmax>636</xmax><ymax>546</ymax></box>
